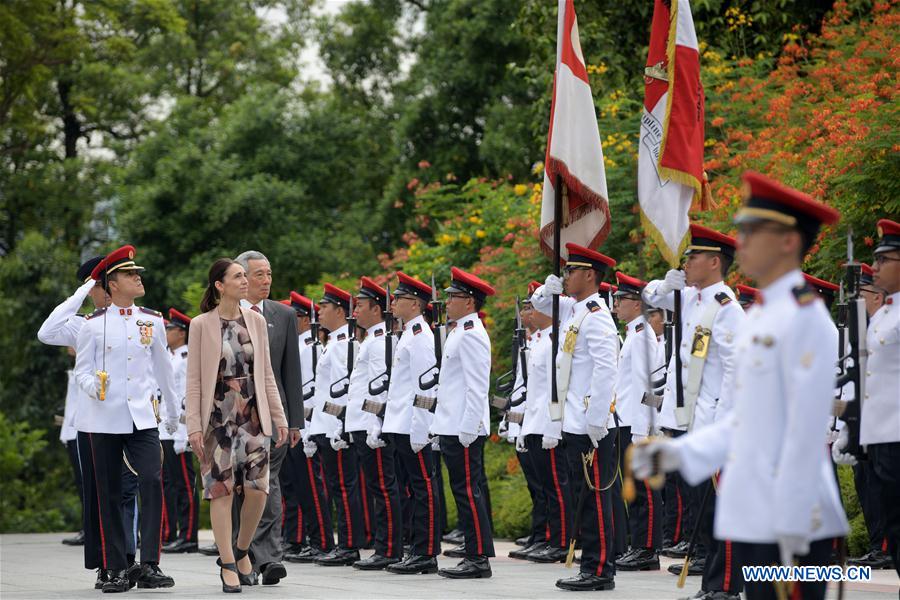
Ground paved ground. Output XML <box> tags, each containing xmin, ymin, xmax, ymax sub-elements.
<box><xmin>1</xmin><ymin>532</ymin><xmax>897</xmax><ymax>598</ymax></box>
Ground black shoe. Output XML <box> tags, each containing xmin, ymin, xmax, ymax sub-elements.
<box><xmin>442</xmin><ymin>528</ymin><xmax>465</xmax><ymax>545</ymax></box>
<box><xmin>94</xmin><ymin>569</ymin><xmax>110</xmax><ymax>590</ymax></box>
<box><xmin>509</xmin><ymin>541</ymin><xmax>546</xmax><ymax>559</ymax></box>
<box><xmin>260</xmin><ymin>561</ymin><xmax>286</xmax><ymax>585</ymax></box>
<box><xmin>315</xmin><ymin>547</ymin><xmax>360</xmax><ymax>567</ymax></box>
<box><xmin>527</xmin><ymin>545</ymin><xmax>569</xmax><ymax>564</ymax></box>
<box><xmin>514</xmin><ymin>535</ymin><xmax>530</xmax><ymax>547</ymax></box>
<box><xmin>126</xmin><ymin>562</ymin><xmax>141</xmax><ymax>589</ymax></box>
<box><xmin>231</xmin><ymin>546</ymin><xmax>258</xmax><ymax>586</ymax></box>
<box><xmin>661</xmin><ymin>539</ymin><xmax>690</xmax><ymax>558</ymax></box>
<box><xmin>162</xmin><ymin>538</ymin><xmax>199</xmax><ymax>553</ymax></box>
<box><xmin>136</xmin><ymin>563</ymin><xmax>174</xmax><ymax>589</ymax></box>
<box><xmin>386</xmin><ymin>554</ymin><xmax>439</xmax><ymax>575</ymax></box>
<box><xmin>353</xmin><ymin>554</ymin><xmax>402</xmax><ymax>570</ymax></box>
<box><xmin>62</xmin><ymin>531</ymin><xmax>85</xmax><ymax>546</ymax></box>
<box><xmin>849</xmin><ymin>549</ymin><xmax>894</xmax><ymax>569</ymax></box>
<box><xmin>438</xmin><ymin>557</ymin><xmax>492</xmax><ymax>579</ymax></box>
<box><xmin>555</xmin><ymin>572</ymin><xmax>615</xmax><ymax>591</ymax></box>
<box><xmin>615</xmin><ymin>547</ymin><xmax>660</xmax><ymax>571</ymax></box>
<box><xmin>286</xmin><ymin>546</ymin><xmax>328</xmax><ymax>563</ymax></box>
<box><xmin>668</xmin><ymin>556</ymin><xmax>705</xmax><ymax>576</ymax></box>
<box><xmin>101</xmin><ymin>570</ymin><xmax>129</xmax><ymax>593</ymax></box>
<box><xmin>219</xmin><ymin>562</ymin><xmax>241</xmax><ymax>594</ymax></box>
<box><xmin>283</xmin><ymin>543</ymin><xmax>306</xmax><ymax>555</ymax></box>
<box><xmin>199</xmin><ymin>542</ymin><xmax>220</xmax><ymax>556</ymax></box>
<box><xmin>705</xmin><ymin>593</ymin><xmax>741</xmax><ymax>600</ymax></box>
<box><xmin>677</xmin><ymin>591</ymin><xmax>709</xmax><ymax>600</ymax></box>
<box><xmin>443</xmin><ymin>542</ymin><xmax>466</xmax><ymax>558</ymax></box>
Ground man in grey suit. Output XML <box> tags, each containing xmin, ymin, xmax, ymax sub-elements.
<box><xmin>232</xmin><ymin>250</ymin><xmax>303</xmax><ymax>585</ymax></box>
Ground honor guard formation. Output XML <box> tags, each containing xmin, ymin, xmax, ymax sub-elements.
<box><xmin>38</xmin><ymin>172</ymin><xmax>899</xmax><ymax>599</ymax></box>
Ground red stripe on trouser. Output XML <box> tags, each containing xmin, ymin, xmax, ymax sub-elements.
<box><xmin>463</xmin><ymin>447</ymin><xmax>484</xmax><ymax>555</ymax></box>
<box><xmin>179</xmin><ymin>453</ymin><xmax>195</xmax><ymax>540</ymax></box>
<box><xmin>88</xmin><ymin>434</ymin><xmax>108</xmax><ymax>569</ymax></box>
<box><xmin>158</xmin><ymin>471</ymin><xmax>165</xmax><ymax>557</ymax></box>
<box><xmin>161</xmin><ymin>486</ymin><xmax>170</xmax><ymax>540</ymax></box>
<box><xmin>359</xmin><ymin>466</ymin><xmax>372</xmax><ymax>541</ymax></box>
<box><xmin>723</xmin><ymin>540</ymin><xmax>733</xmax><ymax>591</ymax></box>
<box><xmin>416</xmin><ymin>451</ymin><xmax>436</xmax><ymax>555</ymax></box>
<box><xmin>306</xmin><ymin>458</ymin><xmax>328</xmax><ymax>548</ymax></box>
<box><xmin>296</xmin><ymin>507</ymin><xmax>303</xmax><ymax>543</ymax></box>
<box><xmin>336</xmin><ymin>450</ymin><xmax>354</xmax><ymax>545</ymax></box>
<box><xmin>644</xmin><ymin>480</ymin><xmax>654</xmax><ymax>548</ymax></box>
<box><xmin>592</xmin><ymin>453</ymin><xmax>607</xmax><ymax>576</ymax></box>
<box><xmin>375</xmin><ymin>448</ymin><xmax>394</xmax><ymax>556</ymax></box>
<box><xmin>883</xmin><ymin>537</ymin><xmax>889</xmax><ymax>552</ymax></box>
<box><xmin>790</xmin><ymin>578</ymin><xmax>802</xmax><ymax>600</ymax></box>
<box><xmin>545</xmin><ymin>523</ymin><xmax>550</xmax><ymax>541</ymax></box>
<box><xmin>674</xmin><ymin>486</ymin><xmax>683</xmax><ymax>543</ymax></box>
<box><xmin>549</xmin><ymin>448</ymin><xmax>567</xmax><ymax>547</ymax></box>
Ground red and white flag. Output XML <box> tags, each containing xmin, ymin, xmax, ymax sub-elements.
<box><xmin>540</xmin><ymin>0</ymin><xmax>610</xmax><ymax>260</ymax></box>
<box><xmin>638</xmin><ymin>0</ymin><xmax>705</xmax><ymax>267</ymax></box>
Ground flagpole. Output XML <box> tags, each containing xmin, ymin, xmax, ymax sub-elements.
<box><xmin>550</xmin><ymin>173</ymin><xmax>563</xmax><ymax>416</ymax></box>
<box><xmin>673</xmin><ymin>289</ymin><xmax>683</xmax><ymax>413</ymax></box>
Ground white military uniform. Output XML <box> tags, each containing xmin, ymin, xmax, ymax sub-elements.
<box><xmin>74</xmin><ymin>305</ymin><xmax>178</xmax><ymax>433</ymax></box>
<box><xmin>381</xmin><ymin>314</ymin><xmax>436</xmax><ymax>445</ymax></box>
<box><xmin>432</xmin><ymin>312</ymin><xmax>491</xmax><ymax>437</ymax></box>
<box><xmin>861</xmin><ymin>291</ymin><xmax>900</xmax><ymax>446</ymax></box>
<box><xmin>298</xmin><ymin>329</ymin><xmax>317</xmax><ymax>438</ymax></box>
<box><xmin>521</xmin><ymin>327</ymin><xmax>560</xmax><ymax>440</ymax></box>
<box><xmin>530</xmin><ymin>289</ymin><xmax>619</xmax><ymax>434</ymax></box>
<box><xmin>642</xmin><ymin>280</ymin><xmax>744</xmax><ymax>429</ymax></box>
<box><xmin>615</xmin><ymin>315</ymin><xmax>661</xmax><ymax>438</ymax></box>
<box><xmin>505</xmin><ymin>337</ymin><xmax>529</xmax><ymax>441</ymax></box>
<box><xmin>669</xmin><ymin>270</ymin><xmax>849</xmax><ymax>543</ymax></box>
<box><xmin>308</xmin><ymin>324</ymin><xmax>349</xmax><ymax>439</ymax></box>
<box><xmin>61</xmin><ymin>369</ymin><xmax>80</xmax><ymax>443</ymax></box>
<box><xmin>346</xmin><ymin>322</ymin><xmax>387</xmax><ymax>434</ymax></box>
<box><xmin>159</xmin><ymin>345</ymin><xmax>189</xmax><ymax>452</ymax></box>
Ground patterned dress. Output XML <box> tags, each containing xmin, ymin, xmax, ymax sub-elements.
<box><xmin>201</xmin><ymin>316</ymin><xmax>270</xmax><ymax>499</ymax></box>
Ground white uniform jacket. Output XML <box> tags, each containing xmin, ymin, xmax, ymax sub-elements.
<box><xmin>74</xmin><ymin>305</ymin><xmax>177</xmax><ymax>434</ymax></box>
<box><xmin>670</xmin><ymin>270</ymin><xmax>849</xmax><ymax>544</ymax></box>
<box><xmin>531</xmin><ymin>289</ymin><xmax>618</xmax><ymax>435</ymax></box>
<box><xmin>861</xmin><ymin>291</ymin><xmax>900</xmax><ymax>445</ymax></box>
<box><xmin>642</xmin><ymin>280</ymin><xmax>744</xmax><ymax>430</ymax></box>
<box><xmin>382</xmin><ymin>314</ymin><xmax>437</xmax><ymax>444</ymax></box>
<box><xmin>432</xmin><ymin>312</ymin><xmax>491</xmax><ymax>437</ymax></box>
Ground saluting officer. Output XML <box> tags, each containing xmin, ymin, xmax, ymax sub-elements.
<box><xmin>531</xmin><ymin>243</ymin><xmax>620</xmax><ymax>592</ymax></box>
<box><xmin>160</xmin><ymin>308</ymin><xmax>199</xmax><ymax>554</ymax></box>
<box><xmin>612</xmin><ymin>272</ymin><xmax>664</xmax><ymax>572</ymax></box>
<box><xmin>73</xmin><ymin>245</ymin><xmax>179</xmax><ymax>592</ymax></box>
<box><xmin>347</xmin><ymin>277</ymin><xmax>404</xmax><ymax>570</ymax></box>
<box><xmin>642</xmin><ymin>224</ymin><xmax>746</xmax><ymax>598</ymax></box>
<box><xmin>633</xmin><ymin>171</ymin><xmax>850</xmax><ymax>600</ymax></box>
<box><xmin>283</xmin><ymin>292</ymin><xmax>336</xmax><ymax>563</ymax></box>
<box><xmin>307</xmin><ymin>284</ymin><xmax>365</xmax><ymax>565</ymax></box>
<box><xmin>381</xmin><ymin>272</ymin><xmax>443</xmax><ymax>575</ymax></box>
<box><xmin>432</xmin><ymin>267</ymin><xmax>496</xmax><ymax>579</ymax></box>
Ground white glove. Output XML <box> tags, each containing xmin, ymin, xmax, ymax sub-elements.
<box><xmin>174</xmin><ymin>438</ymin><xmax>188</xmax><ymax>454</ymax></box>
<box><xmin>831</xmin><ymin>427</ymin><xmax>857</xmax><ymax>466</ymax></box>
<box><xmin>497</xmin><ymin>418</ymin><xmax>508</xmax><ymax>439</ymax></box>
<box><xmin>164</xmin><ymin>416</ymin><xmax>179</xmax><ymax>435</ymax></box>
<box><xmin>303</xmin><ymin>439</ymin><xmax>318</xmax><ymax>458</ymax></box>
<box><xmin>825</xmin><ymin>428</ymin><xmax>839</xmax><ymax>445</ymax></box>
<box><xmin>631</xmin><ymin>433</ymin><xmax>647</xmax><ymax>444</ymax></box>
<box><xmin>778</xmin><ymin>534</ymin><xmax>810</xmax><ymax>566</ymax></box>
<box><xmin>515</xmin><ymin>435</ymin><xmax>527</xmax><ymax>453</ymax></box>
<box><xmin>93</xmin><ymin>372</ymin><xmax>110</xmax><ymax>399</ymax></box>
<box><xmin>630</xmin><ymin>439</ymin><xmax>682</xmax><ymax>480</ymax></box>
<box><xmin>544</xmin><ymin>274</ymin><xmax>564</xmax><ymax>296</ymax></box>
<box><xmin>586</xmin><ymin>424</ymin><xmax>609</xmax><ymax>448</ymax></box>
<box><xmin>367</xmin><ymin>434</ymin><xmax>387</xmax><ymax>449</ymax></box>
<box><xmin>410</xmin><ymin>441</ymin><xmax>427</xmax><ymax>453</ymax></box>
<box><xmin>329</xmin><ymin>428</ymin><xmax>349</xmax><ymax>451</ymax></box>
<box><xmin>658</xmin><ymin>269</ymin><xmax>687</xmax><ymax>296</ymax></box>
<box><xmin>430</xmin><ymin>436</ymin><xmax>441</xmax><ymax>452</ymax></box>
<box><xmin>458</xmin><ymin>431</ymin><xmax>478</xmax><ymax>447</ymax></box>
<box><xmin>541</xmin><ymin>435</ymin><xmax>559</xmax><ymax>450</ymax></box>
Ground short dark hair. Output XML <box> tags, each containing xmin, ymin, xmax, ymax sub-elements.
<box><xmin>718</xmin><ymin>254</ymin><xmax>734</xmax><ymax>277</ymax></box>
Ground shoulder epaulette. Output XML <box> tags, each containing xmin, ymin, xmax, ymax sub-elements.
<box><xmin>85</xmin><ymin>307</ymin><xmax>107</xmax><ymax>320</ymax></box>
<box><xmin>75</xmin><ymin>313</ymin><xmax>87</xmax><ymax>319</ymax></box>
<box><xmin>464</xmin><ymin>320</ymin><xmax>474</xmax><ymax>331</ymax></box>
<box><xmin>180</xmin><ymin>350</ymin><xmax>188</xmax><ymax>358</ymax></box>
<box><xmin>337</xmin><ymin>333</ymin><xmax>347</xmax><ymax>341</ymax></box>
<box><xmin>715</xmin><ymin>292</ymin><xmax>732</xmax><ymax>306</ymax></box>
<box><xmin>139</xmin><ymin>307</ymin><xmax>163</xmax><ymax>318</ymax></box>
<box><xmin>412</xmin><ymin>323</ymin><xmax>423</xmax><ymax>335</ymax></box>
<box><xmin>635</xmin><ymin>323</ymin><xmax>645</xmax><ymax>333</ymax></box>
<box><xmin>374</xmin><ymin>329</ymin><xmax>384</xmax><ymax>337</ymax></box>
<box><xmin>305</xmin><ymin>338</ymin><xmax>314</xmax><ymax>345</ymax></box>
<box><xmin>792</xmin><ymin>284</ymin><xmax>818</xmax><ymax>306</ymax></box>
<box><xmin>586</xmin><ymin>300</ymin><xmax>601</xmax><ymax>313</ymax></box>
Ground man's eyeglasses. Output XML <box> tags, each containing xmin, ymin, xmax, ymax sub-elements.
<box><xmin>447</xmin><ymin>293</ymin><xmax>470</xmax><ymax>301</ymax></box>
<box><xmin>874</xmin><ymin>254</ymin><xmax>900</xmax><ymax>266</ymax></box>
<box><xmin>563</xmin><ymin>266</ymin><xmax>589</xmax><ymax>276</ymax></box>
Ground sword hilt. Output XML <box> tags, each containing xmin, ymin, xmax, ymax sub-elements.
<box><xmin>97</xmin><ymin>370</ymin><xmax>108</xmax><ymax>401</ymax></box>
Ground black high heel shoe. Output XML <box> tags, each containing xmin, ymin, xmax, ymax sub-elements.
<box><xmin>219</xmin><ymin>562</ymin><xmax>241</xmax><ymax>593</ymax></box>
<box><xmin>233</xmin><ymin>546</ymin><xmax>258</xmax><ymax>586</ymax></box>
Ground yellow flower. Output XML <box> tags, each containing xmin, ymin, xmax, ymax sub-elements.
<box><xmin>460</xmin><ymin>233</ymin><xmax>472</xmax><ymax>245</ymax></box>
<box><xmin>532</xmin><ymin>161</ymin><xmax>544</xmax><ymax>175</ymax></box>
<box><xmin>475</xmin><ymin>230</ymin><xmax>486</xmax><ymax>239</ymax></box>
<box><xmin>468</xmin><ymin>215</ymin><xmax>482</xmax><ymax>224</ymax></box>
<box><xmin>514</xmin><ymin>184</ymin><xmax>528</xmax><ymax>196</ymax></box>
<box><xmin>438</xmin><ymin>233</ymin><xmax>454</xmax><ymax>245</ymax></box>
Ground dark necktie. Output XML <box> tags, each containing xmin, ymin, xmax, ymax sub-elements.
<box><xmin>251</xmin><ymin>305</ymin><xmax>262</xmax><ymax>314</ymax></box>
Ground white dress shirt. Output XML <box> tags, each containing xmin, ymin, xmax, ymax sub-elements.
<box><xmin>861</xmin><ymin>291</ymin><xmax>900</xmax><ymax>445</ymax></box>
<box><xmin>308</xmin><ymin>324</ymin><xmax>350</xmax><ymax>437</ymax></box>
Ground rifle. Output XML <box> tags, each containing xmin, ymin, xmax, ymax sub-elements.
<box><xmin>491</xmin><ymin>297</ymin><xmax>528</xmax><ymax>411</ymax></box>
<box><xmin>302</xmin><ymin>304</ymin><xmax>320</xmax><ymax>402</ymax></box>
<box><xmin>650</xmin><ymin>309</ymin><xmax>674</xmax><ymax>394</ymax></box>
<box><xmin>418</xmin><ymin>274</ymin><xmax>445</xmax><ymax>391</ymax></box>
<box><xmin>834</xmin><ymin>230</ymin><xmax>867</xmax><ymax>460</ymax></box>
<box><xmin>368</xmin><ymin>284</ymin><xmax>393</xmax><ymax>396</ymax></box>
<box><xmin>329</xmin><ymin>294</ymin><xmax>356</xmax><ymax>399</ymax></box>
